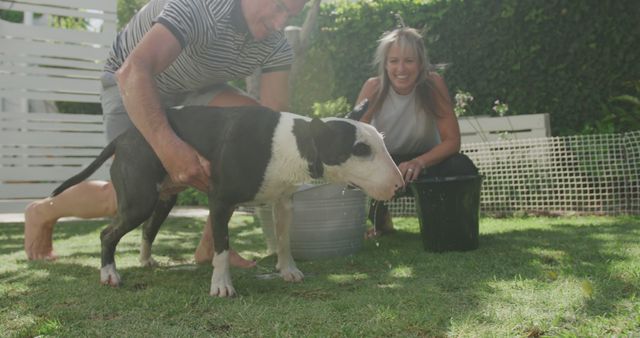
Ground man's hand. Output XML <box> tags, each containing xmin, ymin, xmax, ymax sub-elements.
<box><xmin>158</xmin><ymin>136</ymin><xmax>211</xmax><ymax>192</ymax></box>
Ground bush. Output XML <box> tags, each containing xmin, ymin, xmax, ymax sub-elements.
<box><xmin>176</xmin><ymin>188</ymin><xmax>208</xmax><ymax>207</ymax></box>
<box><xmin>292</xmin><ymin>0</ymin><xmax>640</xmax><ymax>136</ymax></box>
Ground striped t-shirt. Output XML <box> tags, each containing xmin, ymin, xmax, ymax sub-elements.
<box><xmin>104</xmin><ymin>0</ymin><xmax>293</xmax><ymax>103</ymax></box>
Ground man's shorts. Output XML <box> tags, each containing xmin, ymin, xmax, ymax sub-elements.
<box><xmin>100</xmin><ymin>72</ymin><xmax>234</xmax><ymax>142</ymax></box>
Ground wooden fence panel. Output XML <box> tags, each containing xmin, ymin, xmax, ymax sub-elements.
<box><xmin>459</xmin><ymin>113</ymin><xmax>551</xmax><ymax>144</ymax></box>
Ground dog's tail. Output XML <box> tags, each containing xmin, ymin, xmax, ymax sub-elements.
<box><xmin>51</xmin><ymin>141</ymin><xmax>116</xmax><ymax>197</ymax></box>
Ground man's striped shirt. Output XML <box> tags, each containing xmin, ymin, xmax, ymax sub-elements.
<box><xmin>104</xmin><ymin>0</ymin><xmax>293</xmax><ymax>103</ymax></box>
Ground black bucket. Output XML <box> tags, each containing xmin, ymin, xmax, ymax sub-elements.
<box><xmin>409</xmin><ymin>175</ymin><xmax>483</xmax><ymax>252</ymax></box>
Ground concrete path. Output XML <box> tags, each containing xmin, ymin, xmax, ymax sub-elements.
<box><xmin>0</xmin><ymin>206</ymin><xmax>210</xmax><ymax>224</ymax></box>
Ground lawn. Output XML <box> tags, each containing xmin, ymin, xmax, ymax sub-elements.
<box><xmin>1</xmin><ymin>214</ymin><xmax>639</xmax><ymax>337</ymax></box>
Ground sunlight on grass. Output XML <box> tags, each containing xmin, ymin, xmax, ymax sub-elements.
<box><xmin>2</xmin><ymin>310</ymin><xmax>38</xmax><ymax>336</ymax></box>
<box><xmin>235</xmin><ymin>226</ymin><xmax>263</xmax><ymax>238</ymax></box>
<box><xmin>1</xmin><ymin>215</ymin><xmax>639</xmax><ymax>336</ymax></box>
<box><xmin>36</xmin><ymin>319</ymin><xmax>62</xmax><ymax>336</ymax></box>
<box><xmin>328</xmin><ymin>272</ymin><xmax>369</xmax><ymax>283</ymax></box>
<box><xmin>376</xmin><ymin>283</ymin><xmax>401</xmax><ymax>289</ymax></box>
<box><xmin>365</xmin><ymin>304</ymin><xmax>398</xmax><ymax>325</ymax></box>
<box><xmin>389</xmin><ymin>265</ymin><xmax>413</xmax><ymax>278</ymax></box>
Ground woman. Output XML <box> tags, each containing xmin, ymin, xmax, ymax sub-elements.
<box><xmin>355</xmin><ymin>27</ymin><xmax>477</xmax><ymax>237</ymax></box>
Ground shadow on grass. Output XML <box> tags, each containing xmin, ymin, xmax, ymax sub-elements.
<box><xmin>290</xmin><ymin>217</ymin><xmax>640</xmax><ymax>335</ymax></box>
<box><xmin>0</xmin><ymin>220</ymin><xmax>109</xmax><ymax>256</ymax></box>
<box><xmin>486</xmin><ymin>220</ymin><xmax>640</xmax><ymax>318</ymax></box>
<box><xmin>2</xmin><ymin>215</ymin><xmax>638</xmax><ymax>336</ymax></box>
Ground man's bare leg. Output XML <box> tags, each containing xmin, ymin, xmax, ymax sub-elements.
<box><xmin>192</xmin><ymin>87</ymin><xmax>259</xmax><ymax>268</ymax></box>
<box><xmin>24</xmin><ymin>181</ymin><xmax>117</xmax><ymax>260</ymax></box>
<box><xmin>194</xmin><ymin>215</ymin><xmax>257</xmax><ymax>268</ymax></box>
<box><xmin>25</xmin><ymin>179</ymin><xmax>255</xmax><ymax>267</ymax></box>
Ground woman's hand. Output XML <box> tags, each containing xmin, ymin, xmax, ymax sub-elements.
<box><xmin>398</xmin><ymin>159</ymin><xmax>424</xmax><ymax>184</ymax></box>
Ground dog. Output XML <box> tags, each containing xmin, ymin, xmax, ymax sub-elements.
<box><xmin>51</xmin><ymin>102</ymin><xmax>403</xmax><ymax>297</ymax></box>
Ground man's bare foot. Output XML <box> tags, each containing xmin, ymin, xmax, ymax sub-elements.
<box><xmin>364</xmin><ymin>226</ymin><xmax>397</xmax><ymax>239</ymax></box>
<box><xmin>194</xmin><ymin>246</ymin><xmax>256</xmax><ymax>268</ymax></box>
<box><xmin>228</xmin><ymin>250</ymin><xmax>257</xmax><ymax>268</ymax></box>
<box><xmin>24</xmin><ymin>200</ymin><xmax>58</xmax><ymax>260</ymax></box>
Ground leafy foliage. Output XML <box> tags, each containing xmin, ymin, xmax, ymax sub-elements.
<box><xmin>0</xmin><ymin>9</ymin><xmax>23</xmax><ymax>22</ymax></box>
<box><xmin>176</xmin><ymin>187</ymin><xmax>208</xmax><ymax>207</ymax></box>
<box><xmin>311</xmin><ymin>96</ymin><xmax>351</xmax><ymax>118</ymax></box>
<box><xmin>36</xmin><ymin>0</ymin><xmax>638</xmax><ymax>134</ymax></box>
<box><xmin>292</xmin><ymin>0</ymin><xmax>640</xmax><ymax>136</ymax></box>
<box><xmin>291</xmin><ymin>0</ymin><xmax>440</xmax><ymax>116</ymax></box>
<box><xmin>584</xmin><ymin>81</ymin><xmax>640</xmax><ymax>134</ymax></box>
<box><xmin>433</xmin><ymin>0</ymin><xmax>640</xmax><ymax>135</ymax></box>
<box><xmin>117</xmin><ymin>0</ymin><xmax>148</xmax><ymax>29</ymax></box>
<box><xmin>50</xmin><ymin>15</ymin><xmax>87</xmax><ymax>30</ymax></box>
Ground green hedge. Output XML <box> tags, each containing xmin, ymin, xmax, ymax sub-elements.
<box><xmin>28</xmin><ymin>0</ymin><xmax>635</xmax><ymax>206</ymax></box>
<box><xmin>293</xmin><ymin>0</ymin><xmax>640</xmax><ymax>136</ymax></box>
<box><xmin>46</xmin><ymin>0</ymin><xmax>639</xmax><ymax>135</ymax></box>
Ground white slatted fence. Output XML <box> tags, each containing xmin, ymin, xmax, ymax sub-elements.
<box><xmin>1</xmin><ymin>0</ymin><xmax>116</xmax><ymax>212</ymax></box>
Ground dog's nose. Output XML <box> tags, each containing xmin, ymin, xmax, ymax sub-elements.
<box><xmin>393</xmin><ymin>185</ymin><xmax>405</xmax><ymax>197</ymax></box>
<box><xmin>394</xmin><ymin>178</ymin><xmax>405</xmax><ymax>190</ymax></box>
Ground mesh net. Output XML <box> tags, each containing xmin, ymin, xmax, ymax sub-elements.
<box><xmin>388</xmin><ymin>130</ymin><xmax>640</xmax><ymax>216</ymax></box>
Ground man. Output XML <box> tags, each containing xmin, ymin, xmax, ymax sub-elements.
<box><xmin>24</xmin><ymin>0</ymin><xmax>308</xmax><ymax>267</ymax></box>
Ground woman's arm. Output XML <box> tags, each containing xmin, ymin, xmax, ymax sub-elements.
<box><xmin>355</xmin><ymin>77</ymin><xmax>380</xmax><ymax>123</ymax></box>
<box><xmin>402</xmin><ymin>73</ymin><xmax>461</xmax><ymax>182</ymax></box>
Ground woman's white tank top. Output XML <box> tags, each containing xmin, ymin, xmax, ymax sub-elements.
<box><xmin>371</xmin><ymin>87</ymin><xmax>440</xmax><ymax>155</ymax></box>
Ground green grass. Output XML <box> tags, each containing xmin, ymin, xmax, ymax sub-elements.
<box><xmin>1</xmin><ymin>215</ymin><xmax>639</xmax><ymax>337</ymax></box>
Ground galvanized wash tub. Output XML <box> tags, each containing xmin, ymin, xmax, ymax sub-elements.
<box><xmin>257</xmin><ymin>184</ymin><xmax>366</xmax><ymax>260</ymax></box>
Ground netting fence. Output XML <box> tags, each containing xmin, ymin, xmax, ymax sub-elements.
<box><xmin>389</xmin><ymin>130</ymin><xmax>640</xmax><ymax>216</ymax></box>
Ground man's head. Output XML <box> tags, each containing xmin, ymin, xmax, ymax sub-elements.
<box><xmin>241</xmin><ymin>0</ymin><xmax>308</xmax><ymax>40</ymax></box>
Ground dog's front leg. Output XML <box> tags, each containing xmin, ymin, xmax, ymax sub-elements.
<box><xmin>210</xmin><ymin>250</ymin><xmax>234</xmax><ymax>297</ymax></box>
<box><xmin>208</xmin><ymin>201</ymin><xmax>236</xmax><ymax>297</ymax></box>
<box><xmin>273</xmin><ymin>197</ymin><xmax>303</xmax><ymax>282</ymax></box>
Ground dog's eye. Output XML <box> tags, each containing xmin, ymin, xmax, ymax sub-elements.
<box><xmin>352</xmin><ymin>142</ymin><xmax>371</xmax><ymax>157</ymax></box>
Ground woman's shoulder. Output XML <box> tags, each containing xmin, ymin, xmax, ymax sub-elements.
<box><xmin>363</xmin><ymin>77</ymin><xmax>381</xmax><ymax>90</ymax></box>
<box><xmin>358</xmin><ymin>77</ymin><xmax>381</xmax><ymax>100</ymax></box>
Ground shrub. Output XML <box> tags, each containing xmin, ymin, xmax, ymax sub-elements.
<box><xmin>291</xmin><ymin>0</ymin><xmax>640</xmax><ymax>136</ymax></box>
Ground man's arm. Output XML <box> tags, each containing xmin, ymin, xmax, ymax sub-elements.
<box><xmin>115</xmin><ymin>23</ymin><xmax>210</xmax><ymax>191</ymax></box>
<box><xmin>259</xmin><ymin>70</ymin><xmax>290</xmax><ymax>111</ymax></box>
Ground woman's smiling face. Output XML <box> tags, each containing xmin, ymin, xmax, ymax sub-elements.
<box><xmin>385</xmin><ymin>42</ymin><xmax>421</xmax><ymax>95</ymax></box>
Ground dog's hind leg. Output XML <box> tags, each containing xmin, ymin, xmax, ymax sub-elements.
<box><xmin>139</xmin><ymin>194</ymin><xmax>177</xmax><ymax>267</ymax></box>
<box><xmin>100</xmin><ymin>184</ymin><xmax>159</xmax><ymax>287</ymax></box>
<box><xmin>273</xmin><ymin>197</ymin><xmax>303</xmax><ymax>282</ymax></box>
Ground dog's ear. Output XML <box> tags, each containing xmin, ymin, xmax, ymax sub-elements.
<box><xmin>345</xmin><ymin>99</ymin><xmax>368</xmax><ymax>121</ymax></box>
<box><xmin>309</xmin><ymin>118</ymin><xmax>335</xmax><ymax>165</ymax></box>
<box><xmin>310</xmin><ymin>117</ymin><xmax>333</xmax><ymax>144</ymax></box>
<box><xmin>310</xmin><ymin>118</ymin><xmax>357</xmax><ymax>165</ymax></box>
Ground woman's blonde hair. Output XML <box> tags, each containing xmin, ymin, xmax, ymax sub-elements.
<box><xmin>370</xmin><ymin>27</ymin><xmax>445</xmax><ymax>118</ymax></box>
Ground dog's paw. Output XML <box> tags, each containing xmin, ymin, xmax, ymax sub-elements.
<box><xmin>210</xmin><ymin>252</ymin><xmax>235</xmax><ymax>297</ymax></box>
<box><xmin>139</xmin><ymin>256</ymin><xmax>158</xmax><ymax>267</ymax></box>
<box><xmin>276</xmin><ymin>255</ymin><xmax>304</xmax><ymax>282</ymax></box>
<box><xmin>209</xmin><ymin>271</ymin><xmax>236</xmax><ymax>297</ymax></box>
<box><xmin>209</xmin><ymin>282</ymin><xmax>236</xmax><ymax>298</ymax></box>
<box><xmin>100</xmin><ymin>264</ymin><xmax>121</xmax><ymax>287</ymax></box>
<box><xmin>280</xmin><ymin>266</ymin><xmax>304</xmax><ymax>282</ymax></box>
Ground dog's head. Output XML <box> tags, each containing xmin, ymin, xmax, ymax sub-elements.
<box><xmin>307</xmin><ymin>102</ymin><xmax>403</xmax><ymax>201</ymax></box>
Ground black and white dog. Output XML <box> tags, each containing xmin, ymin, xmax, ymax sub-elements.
<box><xmin>51</xmin><ymin>103</ymin><xmax>403</xmax><ymax>297</ymax></box>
